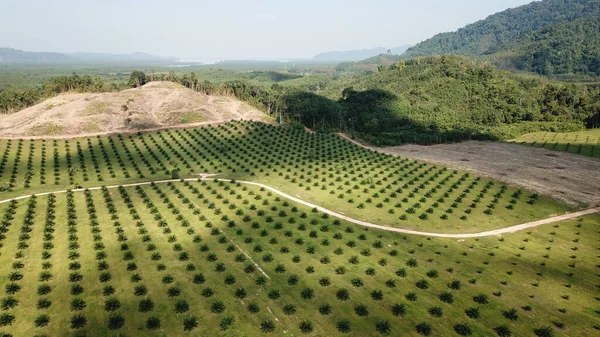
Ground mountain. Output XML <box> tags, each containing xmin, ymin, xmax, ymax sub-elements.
<box><xmin>405</xmin><ymin>0</ymin><xmax>600</xmax><ymax>57</ymax></box>
<box><xmin>0</xmin><ymin>47</ymin><xmax>175</xmax><ymax>64</ymax></box>
<box><xmin>402</xmin><ymin>0</ymin><xmax>600</xmax><ymax>77</ymax></box>
<box><xmin>498</xmin><ymin>16</ymin><xmax>600</xmax><ymax>77</ymax></box>
<box><xmin>0</xmin><ymin>47</ymin><xmax>74</xmax><ymax>63</ymax></box>
<box><xmin>68</xmin><ymin>52</ymin><xmax>176</xmax><ymax>63</ymax></box>
<box><xmin>313</xmin><ymin>45</ymin><xmax>411</xmax><ymax>61</ymax></box>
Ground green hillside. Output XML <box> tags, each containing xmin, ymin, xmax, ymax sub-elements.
<box><xmin>499</xmin><ymin>17</ymin><xmax>600</xmax><ymax>77</ymax></box>
<box><xmin>298</xmin><ymin>55</ymin><xmax>599</xmax><ymax>145</ymax></box>
<box><xmin>403</xmin><ymin>0</ymin><xmax>600</xmax><ymax>77</ymax></box>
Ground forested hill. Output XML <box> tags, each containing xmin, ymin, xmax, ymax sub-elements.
<box><xmin>403</xmin><ymin>0</ymin><xmax>600</xmax><ymax>77</ymax></box>
<box><xmin>499</xmin><ymin>17</ymin><xmax>600</xmax><ymax>77</ymax></box>
<box><xmin>307</xmin><ymin>55</ymin><xmax>600</xmax><ymax>144</ymax></box>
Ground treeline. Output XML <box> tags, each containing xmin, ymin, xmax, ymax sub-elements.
<box><xmin>0</xmin><ymin>74</ymin><xmax>121</xmax><ymax>113</ymax></box>
<box><xmin>151</xmin><ymin>55</ymin><xmax>599</xmax><ymax>145</ymax></box>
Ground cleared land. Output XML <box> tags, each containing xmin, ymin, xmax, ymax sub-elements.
<box><xmin>0</xmin><ymin>81</ymin><xmax>267</xmax><ymax>138</ymax></box>
<box><xmin>509</xmin><ymin>129</ymin><xmax>600</xmax><ymax>159</ymax></box>
<box><xmin>367</xmin><ymin>141</ymin><xmax>600</xmax><ymax>208</ymax></box>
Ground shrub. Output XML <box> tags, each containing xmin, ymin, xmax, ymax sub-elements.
<box><xmin>319</xmin><ymin>304</ymin><xmax>332</xmax><ymax>315</ymax></box>
<box><xmin>105</xmin><ymin>297</ymin><xmax>121</xmax><ymax>312</ymax></box>
<box><xmin>220</xmin><ymin>315</ymin><xmax>234</xmax><ymax>331</ymax></box>
<box><xmin>234</xmin><ymin>288</ymin><xmax>247</xmax><ymax>299</ymax></box>
<box><xmin>260</xmin><ymin>320</ymin><xmax>276</xmax><ymax>333</ymax></box>
<box><xmin>375</xmin><ymin>320</ymin><xmax>392</xmax><ymax>335</ymax></box>
<box><xmin>37</xmin><ymin>298</ymin><xmax>51</xmax><ymax>309</ymax></box>
<box><xmin>210</xmin><ymin>301</ymin><xmax>225</xmax><ymax>313</ymax></box>
<box><xmin>0</xmin><ymin>297</ymin><xmax>18</xmax><ymax>310</ymax></box>
<box><xmin>248</xmin><ymin>302</ymin><xmax>260</xmax><ymax>314</ymax></box>
<box><xmin>34</xmin><ymin>314</ymin><xmax>50</xmax><ymax>327</ymax></box>
<box><xmin>283</xmin><ymin>303</ymin><xmax>296</xmax><ymax>315</ymax></box>
<box><xmin>146</xmin><ymin>316</ymin><xmax>161</xmax><ymax>330</ymax></box>
<box><xmin>134</xmin><ymin>285</ymin><xmax>147</xmax><ymax>296</ymax></box>
<box><xmin>301</xmin><ymin>288</ymin><xmax>314</xmax><ymax>300</ymax></box>
<box><xmin>465</xmin><ymin>307</ymin><xmax>480</xmax><ymax>319</ymax></box>
<box><xmin>299</xmin><ymin>320</ymin><xmax>313</xmax><ymax>333</ymax></box>
<box><xmin>336</xmin><ymin>289</ymin><xmax>350</xmax><ymax>301</ymax></box>
<box><xmin>391</xmin><ymin>303</ymin><xmax>406</xmax><ymax>317</ymax></box>
<box><xmin>416</xmin><ymin>322</ymin><xmax>432</xmax><ymax>335</ymax></box>
<box><xmin>107</xmin><ymin>312</ymin><xmax>125</xmax><ymax>330</ymax></box>
<box><xmin>455</xmin><ymin>323</ymin><xmax>472</xmax><ymax>336</ymax></box>
<box><xmin>70</xmin><ymin>298</ymin><xmax>86</xmax><ymax>311</ymax></box>
<box><xmin>533</xmin><ymin>326</ymin><xmax>554</xmax><ymax>337</ymax></box>
<box><xmin>355</xmin><ymin>304</ymin><xmax>369</xmax><ymax>316</ymax></box>
<box><xmin>473</xmin><ymin>293</ymin><xmax>489</xmax><ymax>304</ymax></box>
<box><xmin>337</xmin><ymin>319</ymin><xmax>351</xmax><ymax>333</ymax></box>
<box><xmin>494</xmin><ymin>325</ymin><xmax>512</xmax><ymax>337</ymax></box>
<box><xmin>448</xmin><ymin>280</ymin><xmax>462</xmax><ymax>290</ymax></box>
<box><xmin>174</xmin><ymin>299</ymin><xmax>189</xmax><ymax>313</ymax></box>
<box><xmin>371</xmin><ymin>290</ymin><xmax>384</xmax><ymax>301</ymax></box>
<box><xmin>503</xmin><ymin>308</ymin><xmax>518</xmax><ymax>321</ymax></box>
<box><xmin>428</xmin><ymin>306</ymin><xmax>443</xmax><ymax>317</ymax></box>
<box><xmin>415</xmin><ymin>279</ymin><xmax>429</xmax><ymax>289</ymax></box>
<box><xmin>439</xmin><ymin>292</ymin><xmax>454</xmax><ymax>304</ymax></box>
<box><xmin>70</xmin><ymin>314</ymin><xmax>86</xmax><ymax>329</ymax></box>
<box><xmin>183</xmin><ymin>315</ymin><xmax>199</xmax><ymax>332</ymax></box>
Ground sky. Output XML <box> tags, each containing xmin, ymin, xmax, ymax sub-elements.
<box><xmin>0</xmin><ymin>0</ymin><xmax>535</xmax><ymax>59</ymax></box>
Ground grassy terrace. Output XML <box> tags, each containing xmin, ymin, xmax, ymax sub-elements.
<box><xmin>0</xmin><ymin>180</ymin><xmax>597</xmax><ymax>336</ymax></box>
<box><xmin>0</xmin><ymin>121</ymin><xmax>571</xmax><ymax>234</ymax></box>
<box><xmin>510</xmin><ymin>129</ymin><xmax>600</xmax><ymax>159</ymax></box>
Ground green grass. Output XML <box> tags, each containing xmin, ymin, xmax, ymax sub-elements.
<box><xmin>0</xmin><ymin>121</ymin><xmax>596</xmax><ymax>336</ymax></box>
<box><xmin>0</xmin><ymin>180</ymin><xmax>597</xmax><ymax>336</ymax></box>
<box><xmin>0</xmin><ymin>121</ymin><xmax>571</xmax><ymax>233</ymax></box>
<box><xmin>510</xmin><ymin>129</ymin><xmax>600</xmax><ymax>159</ymax></box>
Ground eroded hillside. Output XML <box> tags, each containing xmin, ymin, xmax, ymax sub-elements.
<box><xmin>0</xmin><ymin>81</ymin><xmax>268</xmax><ymax>138</ymax></box>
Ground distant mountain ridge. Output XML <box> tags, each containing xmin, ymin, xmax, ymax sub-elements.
<box><xmin>0</xmin><ymin>47</ymin><xmax>175</xmax><ymax>64</ymax></box>
<box><xmin>313</xmin><ymin>45</ymin><xmax>411</xmax><ymax>61</ymax></box>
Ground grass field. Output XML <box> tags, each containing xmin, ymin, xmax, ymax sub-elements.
<box><xmin>0</xmin><ymin>180</ymin><xmax>597</xmax><ymax>336</ymax></box>
<box><xmin>510</xmin><ymin>129</ymin><xmax>600</xmax><ymax>159</ymax></box>
<box><xmin>0</xmin><ymin>121</ymin><xmax>597</xmax><ymax>336</ymax></box>
<box><xmin>0</xmin><ymin>122</ymin><xmax>570</xmax><ymax>234</ymax></box>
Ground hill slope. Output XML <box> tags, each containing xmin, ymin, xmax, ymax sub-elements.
<box><xmin>0</xmin><ymin>81</ymin><xmax>267</xmax><ymax>138</ymax></box>
<box><xmin>305</xmin><ymin>55</ymin><xmax>600</xmax><ymax>144</ymax></box>
<box><xmin>403</xmin><ymin>0</ymin><xmax>600</xmax><ymax>77</ymax></box>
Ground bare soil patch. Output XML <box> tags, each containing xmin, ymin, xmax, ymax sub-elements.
<box><xmin>379</xmin><ymin>141</ymin><xmax>600</xmax><ymax>206</ymax></box>
<box><xmin>339</xmin><ymin>135</ymin><xmax>600</xmax><ymax>207</ymax></box>
<box><xmin>0</xmin><ymin>81</ymin><xmax>268</xmax><ymax>139</ymax></box>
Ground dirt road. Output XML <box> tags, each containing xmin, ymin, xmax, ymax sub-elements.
<box><xmin>1</xmin><ymin>176</ymin><xmax>597</xmax><ymax>238</ymax></box>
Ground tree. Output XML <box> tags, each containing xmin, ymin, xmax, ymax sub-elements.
<box><xmin>128</xmin><ymin>71</ymin><xmax>147</xmax><ymax>88</ymax></box>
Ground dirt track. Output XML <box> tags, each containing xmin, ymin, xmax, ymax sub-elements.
<box><xmin>1</xmin><ymin>176</ymin><xmax>597</xmax><ymax>238</ymax></box>
<box><xmin>367</xmin><ymin>140</ymin><xmax>600</xmax><ymax>207</ymax></box>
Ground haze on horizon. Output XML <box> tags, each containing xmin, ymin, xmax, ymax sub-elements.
<box><xmin>0</xmin><ymin>0</ymin><xmax>534</xmax><ymax>60</ymax></box>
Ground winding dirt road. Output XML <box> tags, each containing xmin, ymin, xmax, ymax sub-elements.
<box><xmin>1</xmin><ymin>176</ymin><xmax>597</xmax><ymax>238</ymax></box>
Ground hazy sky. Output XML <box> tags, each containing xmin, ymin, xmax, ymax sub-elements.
<box><xmin>0</xmin><ymin>0</ymin><xmax>535</xmax><ymax>59</ymax></box>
